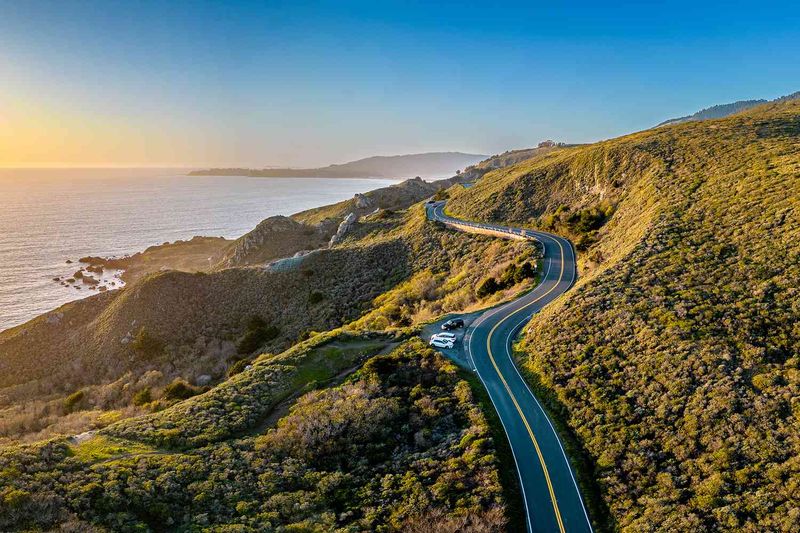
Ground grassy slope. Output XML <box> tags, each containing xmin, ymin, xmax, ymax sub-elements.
<box><xmin>0</xmin><ymin>339</ymin><xmax>510</xmax><ymax>532</ymax></box>
<box><xmin>0</xmin><ymin>198</ymin><xmax>535</xmax><ymax>447</ymax></box>
<box><xmin>448</xmin><ymin>100</ymin><xmax>800</xmax><ymax>531</ymax></box>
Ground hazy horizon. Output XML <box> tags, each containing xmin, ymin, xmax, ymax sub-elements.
<box><xmin>0</xmin><ymin>149</ymin><xmax>486</xmax><ymax>171</ymax></box>
<box><xmin>2</xmin><ymin>1</ymin><xmax>800</xmax><ymax>168</ymax></box>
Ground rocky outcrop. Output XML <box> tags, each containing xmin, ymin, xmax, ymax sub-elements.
<box><xmin>354</xmin><ymin>193</ymin><xmax>373</xmax><ymax>209</ymax></box>
<box><xmin>329</xmin><ymin>213</ymin><xmax>358</xmax><ymax>246</ymax></box>
<box><xmin>219</xmin><ymin>216</ymin><xmax>329</xmax><ymax>268</ymax></box>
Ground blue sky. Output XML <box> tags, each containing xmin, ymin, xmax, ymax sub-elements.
<box><xmin>2</xmin><ymin>0</ymin><xmax>799</xmax><ymax>167</ymax></box>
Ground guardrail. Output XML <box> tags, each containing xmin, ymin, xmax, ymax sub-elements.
<box><xmin>429</xmin><ymin>203</ymin><xmax>544</xmax><ymax>253</ymax></box>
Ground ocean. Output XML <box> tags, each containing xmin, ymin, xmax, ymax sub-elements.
<box><xmin>0</xmin><ymin>168</ymin><xmax>398</xmax><ymax>332</ymax></box>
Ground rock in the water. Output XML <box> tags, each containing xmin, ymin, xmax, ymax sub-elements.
<box><xmin>66</xmin><ymin>259</ymin><xmax>73</xmax><ymax>264</ymax></box>
<box><xmin>81</xmin><ymin>275</ymin><xmax>99</xmax><ymax>285</ymax></box>
<box><xmin>66</xmin><ymin>278</ymin><xmax>76</xmax><ymax>283</ymax></box>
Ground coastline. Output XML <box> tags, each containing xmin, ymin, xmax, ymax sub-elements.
<box><xmin>0</xmin><ymin>174</ymin><xmax>401</xmax><ymax>332</ymax></box>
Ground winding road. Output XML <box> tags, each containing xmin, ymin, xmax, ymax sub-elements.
<box><xmin>427</xmin><ymin>201</ymin><xmax>592</xmax><ymax>533</ymax></box>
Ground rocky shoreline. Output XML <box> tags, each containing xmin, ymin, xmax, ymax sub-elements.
<box><xmin>54</xmin><ymin>258</ymin><xmax>126</xmax><ymax>294</ymax></box>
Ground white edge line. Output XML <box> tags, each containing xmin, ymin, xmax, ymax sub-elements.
<box><xmin>501</xmin><ymin>235</ymin><xmax>594</xmax><ymax>531</ymax></box>
<box><xmin>467</xmin><ymin>307</ymin><xmax>534</xmax><ymax>533</ymax></box>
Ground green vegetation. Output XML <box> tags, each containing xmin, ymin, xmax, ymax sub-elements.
<box><xmin>236</xmin><ymin>315</ymin><xmax>280</xmax><ymax>354</ymax></box>
<box><xmin>67</xmin><ymin>435</ymin><xmax>157</xmax><ymax>462</ymax></box>
<box><xmin>131</xmin><ymin>326</ymin><xmax>164</xmax><ymax>359</ymax></box>
<box><xmin>308</xmin><ymin>290</ymin><xmax>326</xmax><ymax>305</ymax></box>
<box><xmin>132</xmin><ymin>387</ymin><xmax>152</xmax><ymax>406</ymax></box>
<box><xmin>540</xmin><ymin>203</ymin><xmax>615</xmax><ymax>250</ymax></box>
<box><xmin>476</xmin><ymin>260</ymin><xmax>537</xmax><ymax>298</ymax></box>
<box><xmin>162</xmin><ymin>378</ymin><xmax>202</xmax><ymax>401</ymax></box>
<box><xmin>103</xmin><ymin>331</ymin><xmax>397</xmax><ymax>449</ymax></box>
<box><xmin>450</xmin><ymin>99</ymin><xmax>800</xmax><ymax>530</ymax></box>
<box><xmin>0</xmin><ymin>340</ymin><xmax>508</xmax><ymax>531</ymax></box>
<box><xmin>63</xmin><ymin>390</ymin><xmax>85</xmax><ymax>413</ymax></box>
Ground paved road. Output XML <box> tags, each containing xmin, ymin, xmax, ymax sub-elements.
<box><xmin>427</xmin><ymin>201</ymin><xmax>592</xmax><ymax>533</ymax></box>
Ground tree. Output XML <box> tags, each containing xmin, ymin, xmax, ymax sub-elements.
<box><xmin>132</xmin><ymin>327</ymin><xmax>164</xmax><ymax>359</ymax></box>
<box><xmin>476</xmin><ymin>277</ymin><xmax>499</xmax><ymax>298</ymax></box>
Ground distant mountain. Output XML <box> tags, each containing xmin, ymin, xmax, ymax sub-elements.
<box><xmin>189</xmin><ymin>151</ymin><xmax>487</xmax><ymax>179</ymax></box>
<box><xmin>657</xmin><ymin>90</ymin><xmax>800</xmax><ymax>127</ymax></box>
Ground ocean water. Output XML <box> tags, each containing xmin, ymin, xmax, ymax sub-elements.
<box><xmin>0</xmin><ymin>168</ymin><xmax>398</xmax><ymax>332</ymax></box>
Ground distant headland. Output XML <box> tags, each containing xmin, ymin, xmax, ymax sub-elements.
<box><xmin>188</xmin><ymin>151</ymin><xmax>487</xmax><ymax>179</ymax></box>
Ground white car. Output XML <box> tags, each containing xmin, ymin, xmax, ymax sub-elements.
<box><xmin>429</xmin><ymin>337</ymin><xmax>455</xmax><ymax>349</ymax></box>
<box><xmin>431</xmin><ymin>332</ymin><xmax>457</xmax><ymax>342</ymax></box>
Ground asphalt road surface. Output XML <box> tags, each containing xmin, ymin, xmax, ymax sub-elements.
<box><xmin>427</xmin><ymin>201</ymin><xmax>592</xmax><ymax>533</ymax></box>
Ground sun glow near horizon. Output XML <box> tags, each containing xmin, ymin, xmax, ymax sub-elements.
<box><xmin>2</xmin><ymin>1</ymin><xmax>799</xmax><ymax>169</ymax></box>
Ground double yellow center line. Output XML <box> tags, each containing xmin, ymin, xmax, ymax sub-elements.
<box><xmin>484</xmin><ymin>236</ymin><xmax>567</xmax><ymax>533</ymax></box>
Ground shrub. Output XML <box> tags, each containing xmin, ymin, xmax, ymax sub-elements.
<box><xmin>237</xmin><ymin>316</ymin><xmax>280</xmax><ymax>354</ymax></box>
<box><xmin>1</xmin><ymin>488</ymin><xmax>31</xmax><ymax>508</ymax></box>
<box><xmin>132</xmin><ymin>388</ymin><xmax>152</xmax><ymax>406</ymax></box>
<box><xmin>513</xmin><ymin>261</ymin><xmax>536</xmax><ymax>283</ymax></box>
<box><xmin>477</xmin><ymin>261</ymin><xmax>537</xmax><ymax>298</ymax></box>
<box><xmin>227</xmin><ymin>359</ymin><xmax>251</xmax><ymax>377</ymax></box>
<box><xmin>476</xmin><ymin>277</ymin><xmax>500</xmax><ymax>298</ymax></box>
<box><xmin>163</xmin><ymin>379</ymin><xmax>201</xmax><ymax>401</ymax></box>
<box><xmin>308</xmin><ymin>291</ymin><xmax>325</xmax><ymax>305</ymax></box>
<box><xmin>131</xmin><ymin>327</ymin><xmax>164</xmax><ymax>359</ymax></box>
<box><xmin>64</xmin><ymin>390</ymin><xmax>85</xmax><ymax>413</ymax></box>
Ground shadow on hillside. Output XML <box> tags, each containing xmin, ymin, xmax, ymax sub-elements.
<box><xmin>754</xmin><ymin>115</ymin><xmax>800</xmax><ymax>139</ymax></box>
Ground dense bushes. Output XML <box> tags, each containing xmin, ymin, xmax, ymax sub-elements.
<box><xmin>455</xmin><ymin>100</ymin><xmax>800</xmax><ymax>530</ymax></box>
<box><xmin>63</xmin><ymin>390</ymin><xmax>85</xmax><ymax>413</ymax></box>
<box><xmin>0</xmin><ymin>340</ymin><xmax>508</xmax><ymax>531</ymax></box>
<box><xmin>308</xmin><ymin>290</ymin><xmax>326</xmax><ymax>305</ymax></box>
<box><xmin>476</xmin><ymin>260</ymin><xmax>537</xmax><ymax>298</ymax></box>
<box><xmin>163</xmin><ymin>379</ymin><xmax>201</xmax><ymax>401</ymax></box>
<box><xmin>131</xmin><ymin>326</ymin><xmax>164</xmax><ymax>359</ymax></box>
<box><xmin>539</xmin><ymin>204</ymin><xmax>615</xmax><ymax>250</ymax></box>
<box><xmin>132</xmin><ymin>388</ymin><xmax>151</xmax><ymax>406</ymax></box>
<box><xmin>236</xmin><ymin>315</ymin><xmax>280</xmax><ymax>354</ymax></box>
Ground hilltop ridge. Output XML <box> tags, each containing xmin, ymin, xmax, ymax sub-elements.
<box><xmin>2</xmin><ymin>99</ymin><xmax>800</xmax><ymax>531</ymax></box>
<box><xmin>448</xmin><ymin>98</ymin><xmax>800</xmax><ymax>530</ymax></box>
<box><xmin>657</xmin><ymin>89</ymin><xmax>800</xmax><ymax>126</ymax></box>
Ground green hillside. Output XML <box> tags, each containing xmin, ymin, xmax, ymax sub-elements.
<box><xmin>2</xmin><ymin>97</ymin><xmax>799</xmax><ymax>531</ymax></box>
<box><xmin>448</xmin><ymin>100</ymin><xmax>800</xmax><ymax>530</ymax></box>
<box><xmin>0</xmin><ymin>199</ymin><xmax>533</xmax><ymax>447</ymax></box>
<box><xmin>0</xmin><ymin>338</ymin><xmax>510</xmax><ymax>531</ymax></box>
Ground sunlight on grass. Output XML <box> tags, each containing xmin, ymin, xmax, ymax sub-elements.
<box><xmin>68</xmin><ymin>435</ymin><xmax>157</xmax><ymax>463</ymax></box>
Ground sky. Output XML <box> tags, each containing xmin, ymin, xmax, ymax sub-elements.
<box><xmin>1</xmin><ymin>0</ymin><xmax>799</xmax><ymax>168</ymax></box>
